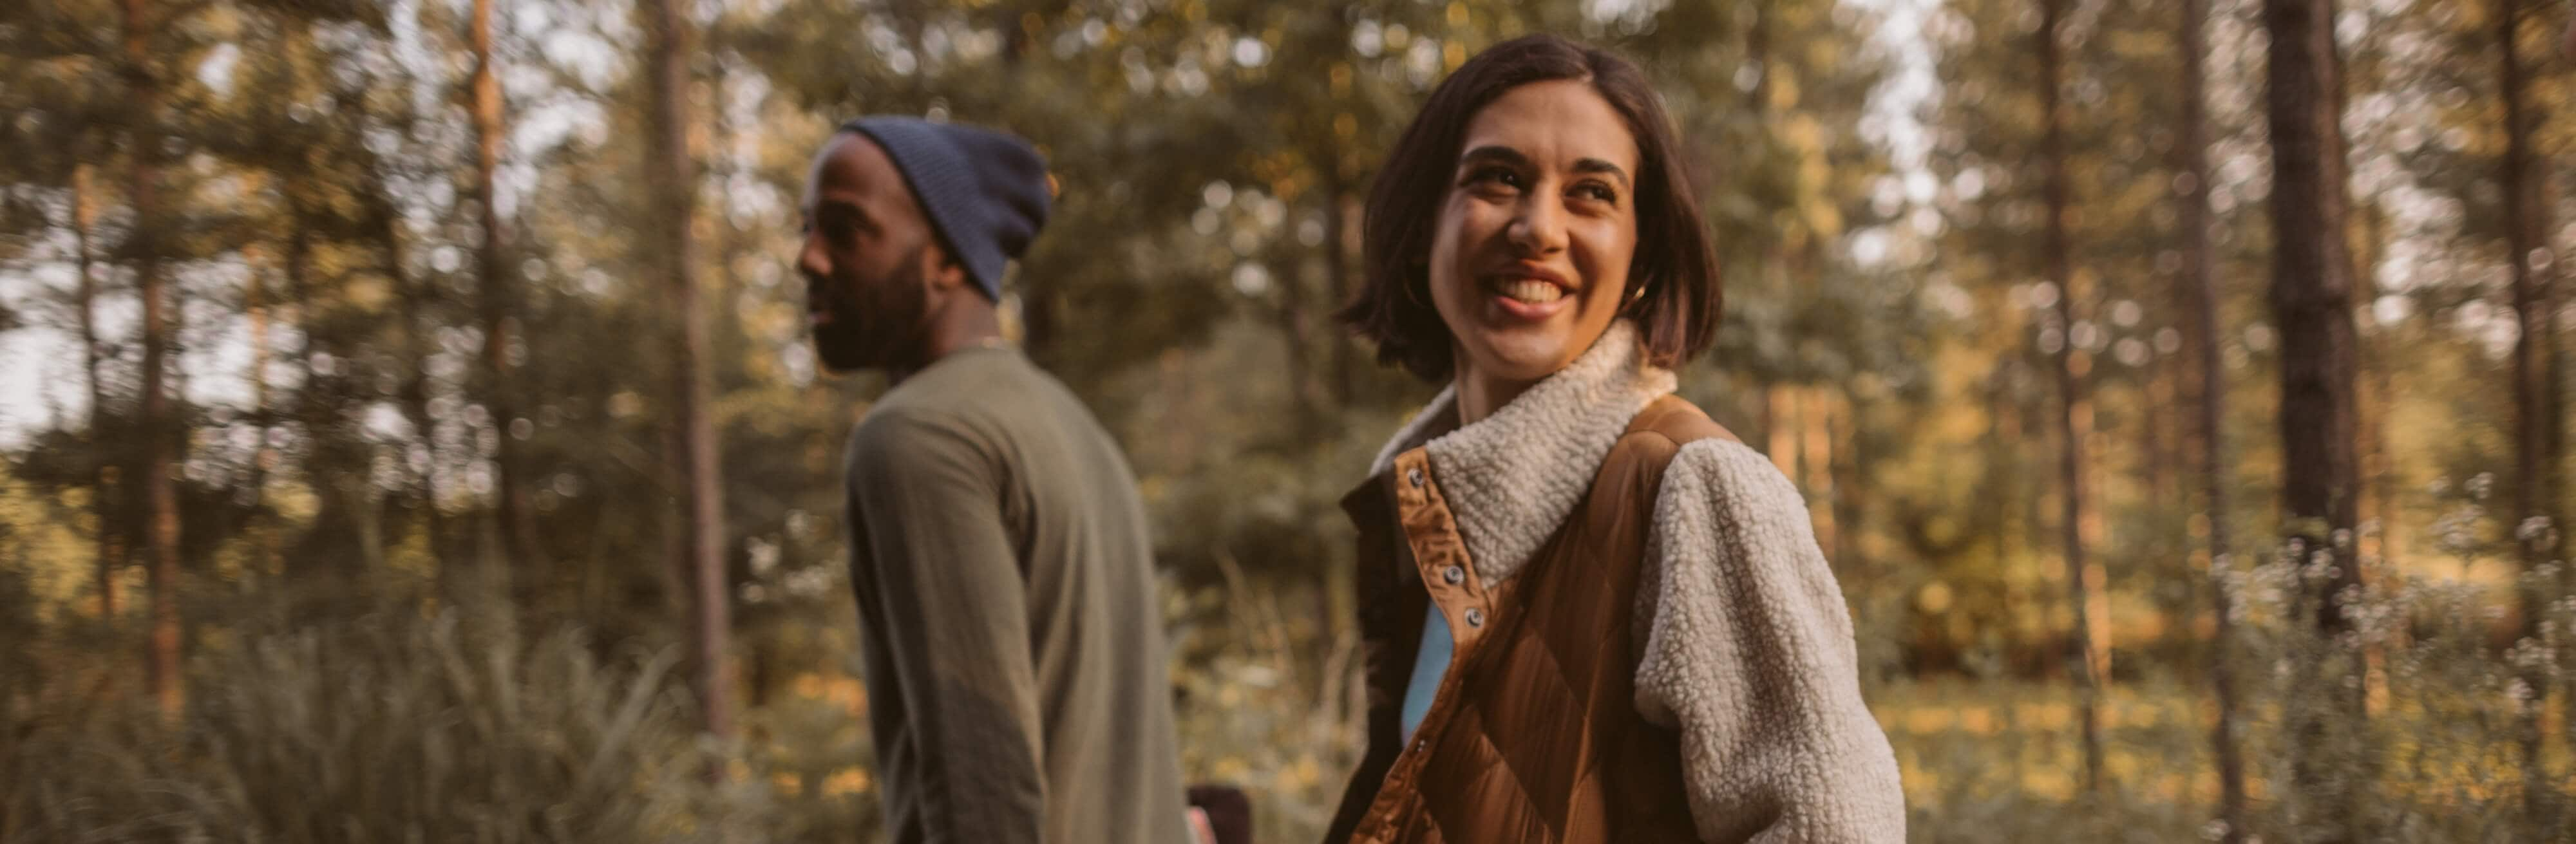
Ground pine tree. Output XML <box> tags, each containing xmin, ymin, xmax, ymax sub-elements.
<box><xmin>2262</xmin><ymin>0</ymin><xmax>2369</xmax><ymax>832</ymax></box>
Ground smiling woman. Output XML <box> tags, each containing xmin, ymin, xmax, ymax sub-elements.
<box><xmin>1323</xmin><ymin>34</ymin><xmax>1904</xmax><ymax>844</ymax></box>
<box><xmin>1341</xmin><ymin>35</ymin><xmax>1718</xmax><ymax>402</ymax></box>
<box><xmin>1423</xmin><ymin>80</ymin><xmax>1642</xmax><ymax>419</ymax></box>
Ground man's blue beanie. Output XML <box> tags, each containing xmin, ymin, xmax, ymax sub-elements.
<box><xmin>842</xmin><ymin>117</ymin><xmax>1050</xmax><ymax>301</ymax></box>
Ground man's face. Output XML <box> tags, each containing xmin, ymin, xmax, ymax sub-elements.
<box><xmin>798</xmin><ymin>133</ymin><xmax>939</xmax><ymax>374</ymax></box>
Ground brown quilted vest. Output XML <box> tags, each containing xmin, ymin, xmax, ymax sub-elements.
<box><xmin>1323</xmin><ymin>395</ymin><xmax>1736</xmax><ymax>844</ymax></box>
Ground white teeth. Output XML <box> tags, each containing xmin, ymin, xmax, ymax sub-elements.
<box><xmin>1497</xmin><ymin>279</ymin><xmax>1564</xmax><ymax>303</ymax></box>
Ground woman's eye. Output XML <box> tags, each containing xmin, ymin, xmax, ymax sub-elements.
<box><xmin>1574</xmin><ymin>183</ymin><xmax>1619</xmax><ymax>204</ymax></box>
<box><xmin>1464</xmin><ymin>167</ymin><xmax>1523</xmax><ymax>190</ymax></box>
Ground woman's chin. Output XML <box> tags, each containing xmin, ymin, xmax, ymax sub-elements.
<box><xmin>1463</xmin><ymin>332</ymin><xmax>1580</xmax><ymax>382</ymax></box>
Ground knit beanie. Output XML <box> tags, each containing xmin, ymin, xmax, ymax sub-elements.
<box><xmin>842</xmin><ymin>117</ymin><xmax>1051</xmax><ymax>301</ymax></box>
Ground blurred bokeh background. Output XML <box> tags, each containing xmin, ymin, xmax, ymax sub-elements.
<box><xmin>3</xmin><ymin>0</ymin><xmax>2572</xmax><ymax>840</ymax></box>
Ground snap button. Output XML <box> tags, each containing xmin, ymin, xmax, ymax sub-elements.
<box><xmin>1464</xmin><ymin>608</ymin><xmax>1484</xmax><ymax>628</ymax></box>
<box><xmin>1413</xmin><ymin>738</ymin><xmax>1427</xmax><ymax>753</ymax></box>
<box><xmin>1406</xmin><ymin>467</ymin><xmax>1424</xmax><ymax>488</ymax></box>
<box><xmin>1441</xmin><ymin>565</ymin><xmax>1464</xmax><ymax>585</ymax></box>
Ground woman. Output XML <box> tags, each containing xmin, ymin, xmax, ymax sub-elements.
<box><xmin>1322</xmin><ymin>35</ymin><xmax>1904</xmax><ymax>843</ymax></box>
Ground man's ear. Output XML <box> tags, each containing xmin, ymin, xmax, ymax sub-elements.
<box><xmin>923</xmin><ymin>241</ymin><xmax>971</xmax><ymax>292</ymax></box>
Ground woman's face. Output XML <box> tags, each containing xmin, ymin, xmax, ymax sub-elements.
<box><xmin>1426</xmin><ymin>79</ymin><xmax>1640</xmax><ymax>385</ymax></box>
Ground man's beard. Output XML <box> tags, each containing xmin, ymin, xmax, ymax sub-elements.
<box><xmin>811</xmin><ymin>243</ymin><xmax>931</xmax><ymax>374</ymax></box>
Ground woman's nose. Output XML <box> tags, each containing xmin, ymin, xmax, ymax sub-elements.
<box><xmin>1506</xmin><ymin>195</ymin><xmax>1567</xmax><ymax>255</ymax></box>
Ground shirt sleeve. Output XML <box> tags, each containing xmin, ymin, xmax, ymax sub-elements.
<box><xmin>847</xmin><ymin>408</ymin><xmax>1045</xmax><ymax>844</ymax></box>
<box><xmin>1632</xmin><ymin>438</ymin><xmax>1906</xmax><ymax>843</ymax></box>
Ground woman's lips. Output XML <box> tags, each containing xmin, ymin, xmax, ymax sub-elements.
<box><xmin>1495</xmin><ymin>278</ymin><xmax>1566</xmax><ymax>304</ymax></box>
<box><xmin>1482</xmin><ymin>272</ymin><xmax>1573</xmax><ymax>321</ymax></box>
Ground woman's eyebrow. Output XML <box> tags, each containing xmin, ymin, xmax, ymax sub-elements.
<box><xmin>1573</xmin><ymin>158</ymin><xmax>1631</xmax><ymax>189</ymax></box>
<box><xmin>1459</xmin><ymin>145</ymin><xmax>1630</xmax><ymax>190</ymax></box>
<box><xmin>1458</xmin><ymin>145</ymin><xmax>1533</xmax><ymax>169</ymax></box>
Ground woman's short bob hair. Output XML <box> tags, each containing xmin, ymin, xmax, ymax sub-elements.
<box><xmin>1338</xmin><ymin>34</ymin><xmax>1720</xmax><ymax>382</ymax></box>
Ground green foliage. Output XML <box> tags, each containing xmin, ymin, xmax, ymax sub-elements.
<box><xmin>3</xmin><ymin>0</ymin><xmax>2571</xmax><ymax>839</ymax></box>
<box><xmin>1882</xmin><ymin>541</ymin><xmax>2576</xmax><ymax>844</ymax></box>
<box><xmin>1</xmin><ymin>608</ymin><xmax>761</xmax><ymax>843</ymax></box>
<box><xmin>1166</xmin><ymin>576</ymin><xmax>1365</xmax><ymax>843</ymax></box>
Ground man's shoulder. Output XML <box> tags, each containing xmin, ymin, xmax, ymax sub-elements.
<box><xmin>900</xmin><ymin>351</ymin><xmax>1101</xmax><ymax>427</ymax></box>
<box><xmin>891</xmin><ymin>349</ymin><xmax>1065</xmax><ymax>406</ymax></box>
<box><xmin>860</xmin><ymin>351</ymin><xmax>1014</xmax><ymax>422</ymax></box>
<box><xmin>851</xmin><ymin>400</ymin><xmax>955</xmax><ymax>447</ymax></box>
<box><xmin>844</xmin><ymin>389</ymin><xmax>990</xmax><ymax>483</ymax></box>
<box><xmin>846</xmin><ymin>352</ymin><xmax>1075</xmax><ymax>464</ymax></box>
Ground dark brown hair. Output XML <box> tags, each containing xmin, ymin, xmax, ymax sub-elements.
<box><xmin>1338</xmin><ymin>34</ymin><xmax>1721</xmax><ymax>382</ymax></box>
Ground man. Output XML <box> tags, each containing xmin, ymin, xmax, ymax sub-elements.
<box><xmin>799</xmin><ymin>117</ymin><xmax>1189</xmax><ymax>844</ymax></box>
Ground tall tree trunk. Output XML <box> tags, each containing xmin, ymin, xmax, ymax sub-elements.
<box><xmin>122</xmin><ymin>0</ymin><xmax>182</xmax><ymax>722</ymax></box>
<box><xmin>2180</xmin><ymin>0</ymin><xmax>2246</xmax><ymax>833</ymax></box>
<box><xmin>2022</xmin><ymin>390</ymin><xmax>2050</xmax><ymax>571</ymax></box>
<box><xmin>1766</xmin><ymin>386</ymin><xmax>1797</xmax><ymax>476</ymax></box>
<box><xmin>285</xmin><ymin>198</ymin><xmax>323</xmax><ymax>581</ymax></box>
<box><xmin>75</xmin><ymin>164</ymin><xmax>123</xmax><ymax>622</ymax></box>
<box><xmin>243</xmin><ymin>249</ymin><xmax>270</xmax><ymax>528</ymax></box>
<box><xmin>469</xmin><ymin>0</ymin><xmax>536</xmax><ymax>594</ymax></box>
<box><xmin>2145</xmin><ymin>364</ymin><xmax>2172</xmax><ymax>511</ymax></box>
<box><xmin>2352</xmin><ymin>204</ymin><xmax>2392</xmax><ymax>570</ymax></box>
<box><xmin>2039</xmin><ymin>0</ymin><xmax>2105</xmax><ymax>792</ymax></box>
<box><xmin>2496</xmin><ymin>0</ymin><xmax>2561</xmax><ymax>836</ymax></box>
<box><xmin>1325</xmin><ymin>180</ymin><xmax>1356</xmax><ymax>405</ymax></box>
<box><xmin>1834</xmin><ymin>392</ymin><xmax>1868</xmax><ymax>576</ymax></box>
<box><xmin>386</xmin><ymin>207</ymin><xmax>444</xmax><ymax>583</ymax></box>
<box><xmin>2263</xmin><ymin>0</ymin><xmax>2367</xmax><ymax>832</ymax></box>
<box><xmin>647</xmin><ymin>0</ymin><xmax>734</xmax><ymax>744</ymax></box>
<box><xmin>283</xmin><ymin>222</ymin><xmax>366</xmax><ymax>594</ymax></box>
<box><xmin>2351</xmin><ymin>204</ymin><xmax>2395</xmax><ymax>717</ymax></box>
<box><xmin>1748</xmin><ymin>0</ymin><xmax>1801</xmax><ymax>487</ymax></box>
<box><xmin>1985</xmin><ymin>369</ymin><xmax>2029</xmax><ymax>667</ymax></box>
<box><xmin>1278</xmin><ymin>203</ymin><xmax>1320</xmax><ymax>435</ymax></box>
<box><xmin>1801</xmin><ymin>386</ymin><xmax>1839</xmax><ymax>563</ymax></box>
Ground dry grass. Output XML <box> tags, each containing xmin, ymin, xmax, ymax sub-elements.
<box><xmin>5</xmin><ymin>546</ymin><xmax>2570</xmax><ymax>843</ymax></box>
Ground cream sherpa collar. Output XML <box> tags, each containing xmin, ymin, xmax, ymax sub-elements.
<box><xmin>1366</xmin><ymin>320</ymin><xmax>1678</xmax><ymax>587</ymax></box>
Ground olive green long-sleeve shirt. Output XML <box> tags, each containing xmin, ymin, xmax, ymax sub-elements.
<box><xmin>842</xmin><ymin>346</ymin><xmax>1188</xmax><ymax>844</ymax></box>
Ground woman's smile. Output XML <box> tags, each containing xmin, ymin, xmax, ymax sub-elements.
<box><xmin>1481</xmin><ymin>265</ymin><xmax>1576</xmax><ymax>317</ymax></box>
<box><xmin>1426</xmin><ymin>78</ymin><xmax>1640</xmax><ymax>397</ymax></box>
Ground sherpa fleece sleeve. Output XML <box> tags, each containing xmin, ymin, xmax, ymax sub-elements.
<box><xmin>1632</xmin><ymin>438</ymin><xmax>1906</xmax><ymax>843</ymax></box>
<box><xmin>847</xmin><ymin>407</ymin><xmax>1045</xmax><ymax>844</ymax></box>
